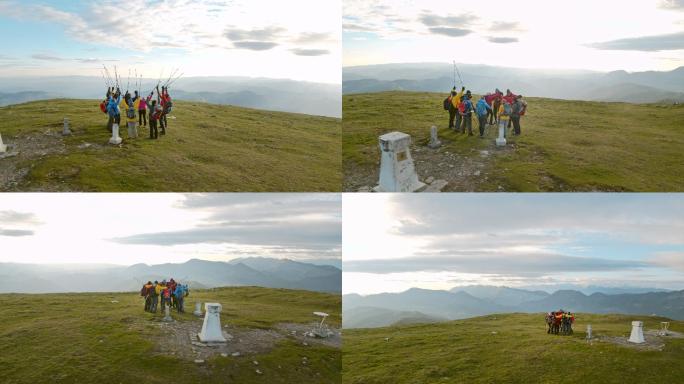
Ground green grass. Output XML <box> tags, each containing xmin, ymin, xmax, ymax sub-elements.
<box><xmin>0</xmin><ymin>286</ymin><xmax>340</xmax><ymax>384</ymax></box>
<box><xmin>343</xmin><ymin>313</ymin><xmax>684</xmax><ymax>384</ymax></box>
<box><xmin>0</xmin><ymin>99</ymin><xmax>341</xmax><ymax>191</ymax></box>
<box><xmin>343</xmin><ymin>91</ymin><xmax>684</xmax><ymax>191</ymax></box>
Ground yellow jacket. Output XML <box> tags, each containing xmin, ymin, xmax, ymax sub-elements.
<box><xmin>121</xmin><ymin>98</ymin><xmax>141</xmax><ymax>122</ymax></box>
<box><xmin>497</xmin><ymin>104</ymin><xmax>509</xmax><ymax>119</ymax></box>
<box><xmin>451</xmin><ymin>89</ymin><xmax>465</xmax><ymax>109</ymax></box>
<box><xmin>155</xmin><ymin>284</ymin><xmax>165</xmax><ymax>295</ymax></box>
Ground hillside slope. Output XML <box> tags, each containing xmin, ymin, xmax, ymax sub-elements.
<box><xmin>0</xmin><ymin>99</ymin><xmax>340</xmax><ymax>191</ymax></box>
<box><xmin>0</xmin><ymin>286</ymin><xmax>341</xmax><ymax>384</ymax></box>
<box><xmin>343</xmin><ymin>313</ymin><xmax>684</xmax><ymax>384</ymax></box>
<box><xmin>343</xmin><ymin>91</ymin><xmax>684</xmax><ymax>192</ymax></box>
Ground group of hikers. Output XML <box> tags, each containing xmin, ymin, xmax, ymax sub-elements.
<box><xmin>444</xmin><ymin>87</ymin><xmax>527</xmax><ymax>138</ymax></box>
<box><xmin>140</xmin><ymin>279</ymin><xmax>189</xmax><ymax>314</ymax></box>
<box><xmin>545</xmin><ymin>309</ymin><xmax>575</xmax><ymax>335</ymax></box>
<box><xmin>100</xmin><ymin>84</ymin><xmax>173</xmax><ymax>140</ymax></box>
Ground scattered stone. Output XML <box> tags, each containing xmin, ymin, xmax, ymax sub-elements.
<box><xmin>191</xmin><ymin>341</ymin><xmax>207</xmax><ymax>347</ymax></box>
<box><xmin>255</xmin><ymin>369</ymin><xmax>262</xmax><ymax>375</ymax></box>
<box><xmin>78</xmin><ymin>142</ymin><xmax>92</xmax><ymax>149</ymax></box>
<box><xmin>474</xmin><ymin>170</ymin><xmax>481</xmax><ymax>176</ymax></box>
<box><xmin>425</xmin><ymin>176</ymin><xmax>435</xmax><ymax>184</ymax></box>
<box><xmin>232</xmin><ymin>352</ymin><xmax>241</xmax><ymax>357</ymax></box>
<box><xmin>303</xmin><ymin>342</ymin><xmax>308</xmax><ymax>346</ymax></box>
<box><xmin>479</xmin><ymin>150</ymin><xmax>489</xmax><ymax>157</ymax></box>
<box><xmin>423</xmin><ymin>179</ymin><xmax>448</xmax><ymax>192</ymax></box>
<box><xmin>253</xmin><ymin>360</ymin><xmax>259</xmax><ymax>366</ymax></box>
<box><xmin>357</xmin><ymin>185</ymin><xmax>371</xmax><ymax>192</ymax></box>
<box><xmin>110</xmin><ymin>300</ymin><xmax>119</xmax><ymax>303</ymax></box>
<box><xmin>194</xmin><ymin>359</ymin><xmax>204</xmax><ymax>364</ymax></box>
<box><xmin>220</xmin><ymin>353</ymin><xmax>228</xmax><ymax>357</ymax></box>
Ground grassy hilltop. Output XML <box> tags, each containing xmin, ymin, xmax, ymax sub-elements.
<box><xmin>343</xmin><ymin>91</ymin><xmax>684</xmax><ymax>191</ymax></box>
<box><xmin>0</xmin><ymin>286</ymin><xmax>341</xmax><ymax>384</ymax></box>
<box><xmin>0</xmin><ymin>99</ymin><xmax>341</xmax><ymax>191</ymax></box>
<box><xmin>343</xmin><ymin>313</ymin><xmax>684</xmax><ymax>384</ymax></box>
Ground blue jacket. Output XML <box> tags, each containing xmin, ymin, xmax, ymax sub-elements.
<box><xmin>476</xmin><ymin>98</ymin><xmax>492</xmax><ymax>117</ymax></box>
<box><xmin>107</xmin><ymin>94</ymin><xmax>121</xmax><ymax>116</ymax></box>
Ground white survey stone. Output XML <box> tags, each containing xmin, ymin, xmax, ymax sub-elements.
<box><xmin>428</xmin><ymin>126</ymin><xmax>441</xmax><ymax>149</ymax></box>
<box><xmin>586</xmin><ymin>324</ymin><xmax>592</xmax><ymax>340</ymax></box>
<box><xmin>375</xmin><ymin>131</ymin><xmax>425</xmax><ymax>192</ymax></box>
<box><xmin>496</xmin><ymin>120</ymin><xmax>507</xmax><ymax>147</ymax></box>
<box><xmin>193</xmin><ymin>301</ymin><xmax>203</xmax><ymax>317</ymax></box>
<box><xmin>63</xmin><ymin>118</ymin><xmax>71</xmax><ymax>136</ymax></box>
<box><xmin>127</xmin><ymin>122</ymin><xmax>138</xmax><ymax>138</ymax></box>
<box><xmin>629</xmin><ymin>321</ymin><xmax>645</xmax><ymax>344</ymax></box>
<box><xmin>162</xmin><ymin>304</ymin><xmax>173</xmax><ymax>322</ymax></box>
<box><xmin>198</xmin><ymin>302</ymin><xmax>226</xmax><ymax>343</ymax></box>
<box><xmin>0</xmin><ymin>133</ymin><xmax>7</xmax><ymax>153</ymax></box>
<box><xmin>109</xmin><ymin>123</ymin><xmax>122</xmax><ymax>145</ymax></box>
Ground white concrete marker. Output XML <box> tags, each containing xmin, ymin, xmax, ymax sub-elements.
<box><xmin>198</xmin><ymin>302</ymin><xmax>226</xmax><ymax>343</ymax></box>
<box><xmin>586</xmin><ymin>324</ymin><xmax>592</xmax><ymax>340</ymax></box>
<box><xmin>659</xmin><ymin>322</ymin><xmax>670</xmax><ymax>336</ymax></box>
<box><xmin>193</xmin><ymin>301</ymin><xmax>203</xmax><ymax>317</ymax></box>
<box><xmin>629</xmin><ymin>321</ymin><xmax>645</xmax><ymax>343</ymax></box>
<box><xmin>0</xmin><ymin>133</ymin><xmax>7</xmax><ymax>153</ymax></box>
<box><xmin>162</xmin><ymin>304</ymin><xmax>173</xmax><ymax>322</ymax></box>
<box><xmin>62</xmin><ymin>118</ymin><xmax>71</xmax><ymax>136</ymax></box>
<box><xmin>375</xmin><ymin>131</ymin><xmax>425</xmax><ymax>192</ymax></box>
<box><xmin>127</xmin><ymin>122</ymin><xmax>138</xmax><ymax>138</ymax></box>
<box><xmin>428</xmin><ymin>125</ymin><xmax>441</xmax><ymax>149</ymax></box>
<box><xmin>109</xmin><ymin>123</ymin><xmax>122</xmax><ymax>145</ymax></box>
<box><xmin>496</xmin><ymin>119</ymin><xmax>507</xmax><ymax>147</ymax></box>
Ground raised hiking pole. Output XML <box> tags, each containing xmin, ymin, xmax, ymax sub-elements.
<box><xmin>454</xmin><ymin>61</ymin><xmax>464</xmax><ymax>88</ymax></box>
<box><xmin>167</xmin><ymin>72</ymin><xmax>184</xmax><ymax>87</ymax></box>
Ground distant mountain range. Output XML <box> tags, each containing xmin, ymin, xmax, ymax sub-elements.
<box><xmin>343</xmin><ymin>63</ymin><xmax>684</xmax><ymax>104</ymax></box>
<box><xmin>343</xmin><ymin>285</ymin><xmax>684</xmax><ymax>328</ymax></box>
<box><xmin>0</xmin><ymin>76</ymin><xmax>341</xmax><ymax>117</ymax></box>
<box><xmin>0</xmin><ymin>257</ymin><xmax>341</xmax><ymax>294</ymax></box>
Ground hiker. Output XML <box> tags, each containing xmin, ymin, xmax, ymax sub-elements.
<box><xmin>122</xmin><ymin>93</ymin><xmax>140</xmax><ymax>138</ymax></box>
<box><xmin>445</xmin><ymin>86</ymin><xmax>465</xmax><ymax>130</ymax></box>
<box><xmin>167</xmin><ymin>278</ymin><xmax>177</xmax><ymax>308</ymax></box>
<box><xmin>497</xmin><ymin>99</ymin><xmax>512</xmax><ymax>138</ymax></box>
<box><xmin>489</xmin><ymin>89</ymin><xmax>503</xmax><ymax>125</ymax></box>
<box><xmin>156</xmin><ymin>85</ymin><xmax>167</xmax><ymax>135</ymax></box>
<box><xmin>476</xmin><ymin>95</ymin><xmax>493</xmax><ymax>137</ymax></box>
<box><xmin>141</xmin><ymin>281</ymin><xmax>154</xmax><ymax>311</ymax></box>
<box><xmin>160</xmin><ymin>281</ymin><xmax>172</xmax><ymax>310</ymax></box>
<box><xmin>483</xmin><ymin>91</ymin><xmax>498</xmax><ymax>125</ymax></box>
<box><xmin>138</xmin><ymin>90</ymin><xmax>148</xmax><ymax>127</ymax></box>
<box><xmin>173</xmin><ymin>283</ymin><xmax>188</xmax><ymax>313</ymax></box>
<box><xmin>504</xmin><ymin>89</ymin><xmax>518</xmax><ymax>128</ymax></box>
<box><xmin>460</xmin><ymin>90</ymin><xmax>474</xmax><ymax>135</ymax></box>
<box><xmin>148</xmin><ymin>91</ymin><xmax>163</xmax><ymax>139</ymax></box>
<box><xmin>106</xmin><ymin>87</ymin><xmax>122</xmax><ymax>132</ymax></box>
<box><xmin>511</xmin><ymin>95</ymin><xmax>524</xmax><ymax>135</ymax></box>
<box><xmin>161</xmin><ymin>86</ymin><xmax>172</xmax><ymax>130</ymax></box>
<box><xmin>152</xmin><ymin>280</ymin><xmax>165</xmax><ymax>312</ymax></box>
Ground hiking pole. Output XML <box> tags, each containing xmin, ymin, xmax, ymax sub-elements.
<box><xmin>167</xmin><ymin>72</ymin><xmax>184</xmax><ymax>87</ymax></box>
<box><xmin>127</xmin><ymin>68</ymin><xmax>131</xmax><ymax>92</ymax></box>
<box><xmin>454</xmin><ymin>62</ymin><xmax>464</xmax><ymax>88</ymax></box>
<box><xmin>453</xmin><ymin>60</ymin><xmax>456</xmax><ymax>88</ymax></box>
<box><xmin>163</xmin><ymin>68</ymin><xmax>178</xmax><ymax>88</ymax></box>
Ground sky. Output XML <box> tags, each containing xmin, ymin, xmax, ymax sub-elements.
<box><xmin>0</xmin><ymin>193</ymin><xmax>341</xmax><ymax>266</ymax></box>
<box><xmin>343</xmin><ymin>194</ymin><xmax>684</xmax><ymax>295</ymax></box>
<box><xmin>343</xmin><ymin>0</ymin><xmax>684</xmax><ymax>72</ymax></box>
<box><xmin>0</xmin><ymin>0</ymin><xmax>341</xmax><ymax>83</ymax></box>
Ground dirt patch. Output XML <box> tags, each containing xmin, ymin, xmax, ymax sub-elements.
<box><xmin>150</xmin><ymin>318</ymin><xmax>341</xmax><ymax>362</ymax></box>
<box><xmin>0</xmin><ymin>129</ymin><xmax>68</xmax><ymax>191</ymax></box>
<box><xmin>344</xmin><ymin>124</ymin><xmax>515</xmax><ymax>192</ymax></box>
<box><xmin>599</xmin><ymin>329</ymin><xmax>684</xmax><ymax>351</ymax></box>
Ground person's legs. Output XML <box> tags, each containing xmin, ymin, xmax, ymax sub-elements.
<box><xmin>448</xmin><ymin>110</ymin><xmax>455</xmax><ymax>129</ymax></box>
<box><xmin>160</xmin><ymin>115</ymin><xmax>166</xmax><ymax>135</ymax></box>
<box><xmin>478</xmin><ymin>115</ymin><xmax>486</xmax><ymax>136</ymax></box>
<box><xmin>466</xmin><ymin>115</ymin><xmax>473</xmax><ymax>135</ymax></box>
<box><xmin>455</xmin><ymin>114</ymin><xmax>462</xmax><ymax>133</ymax></box>
<box><xmin>107</xmin><ymin>115</ymin><xmax>113</xmax><ymax>132</ymax></box>
<box><xmin>512</xmin><ymin>116</ymin><xmax>521</xmax><ymax>135</ymax></box>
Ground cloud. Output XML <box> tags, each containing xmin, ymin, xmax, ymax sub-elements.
<box><xmin>225</xmin><ymin>27</ymin><xmax>285</xmax><ymax>42</ymax></box>
<box><xmin>31</xmin><ymin>54</ymin><xmax>67</xmax><ymax>61</ymax></box>
<box><xmin>419</xmin><ymin>12</ymin><xmax>474</xmax><ymax>27</ymax></box>
<box><xmin>488</xmin><ymin>37</ymin><xmax>519</xmax><ymax>44</ymax></box>
<box><xmin>489</xmin><ymin>21</ymin><xmax>524</xmax><ymax>32</ymax></box>
<box><xmin>651</xmin><ymin>251</ymin><xmax>684</xmax><ymax>271</ymax></box>
<box><xmin>588</xmin><ymin>31</ymin><xmax>684</xmax><ymax>51</ymax></box>
<box><xmin>659</xmin><ymin>0</ymin><xmax>684</xmax><ymax>10</ymax></box>
<box><xmin>0</xmin><ymin>229</ymin><xmax>34</xmax><ymax>237</ymax></box>
<box><xmin>290</xmin><ymin>48</ymin><xmax>330</xmax><ymax>56</ymax></box>
<box><xmin>344</xmin><ymin>253</ymin><xmax>647</xmax><ymax>275</ymax></box>
<box><xmin>428</xmin><ymin>27</ymin><xmax>472</xmax><ymax>37</ymax></box>
<box><xmin>293</xmin><ymin>32</ymin><xmax>334</xmax><ymax>44</ymax></box>
<box><xmin>232</xmin><ymin>41</ymin><xmax>278</xmax><ymax>51</ymax></box>
<box><xmin>342</xmin><ymin>23</ymin><xmax>379</xmax><ymax>33</ymax></box>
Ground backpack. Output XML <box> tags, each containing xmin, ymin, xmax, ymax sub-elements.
<box><xmin>151</xmin><ymin>105</ymin><xmax>162</xmax><ymax>121</ymax></box>
<box><xmin>163</xmin><ymin>289</ymin><xmax>171</xmax><ymax>299</ymax></box>
<box><xmin>502</xmin><ymin>103</ymin><xmax>512</xmax><ymax>117</ymax></box>
<box><xmin>165</xmin><ymin>99</ymin><xmax>173</xmax><ymax>114</ymax></box>
<box><xmin>100</xmin><ymin>101</ymin><xmax>107</xmax><ymax>114</ymax></box>
<box><xmin>126</xmin><ymin>104</ymin><xmax>136</xmax><ymax>119</ymax></box>
<box><xmin>520</xmin><ymin>101</ymin><xmax>527</xmax><ymax>116</ymax></box>
<box><xmin>443</xmin><ymin>97</ymin><xmax>450</xmax><ymax>111</ymax></box>
<box><xmin>458</xmin><ymin>100</ymin><xmax>466</xmax><ymax>114</ymax></box>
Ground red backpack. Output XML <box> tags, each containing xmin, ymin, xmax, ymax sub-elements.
<box><xmin>458</xmin><ymin>100</ymin><xmax>466</xmax><ymax>114</ymax></box>
<box><xmin>99</xmin><ymin>100</ymin><xmax>107</xmax><ymax>114</ymax></box>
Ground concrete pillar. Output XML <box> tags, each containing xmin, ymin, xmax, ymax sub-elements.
<box><xmin>427</xmin><ymin>126</ymin><xmax>441</xmax><ymax>149</ymax></box>
<box><xmin>62</xmin><ymin>118</ymin><xmax>71</xmax><ymax>136</ymax></box>
<box><xmin>375</xmin><ymin>131</ymin><xmax>425</xmax><ymax>192</ymax></box>
<box><xmin>496</xmin><ymin>120</ymin><xmax>507</xmax><ymax>147</ymax></box>
<box><xmin>162</xmin><ymin>304</ymin><xmax>173</xmax><ymax>322</ymax></box>
<box><xmin>586</xmin><ymin>324</ymin><xmax>592</xmax><ymax>340</ymax></box>
<box><xmin>0</xmin><ymin>133</ymin><xmax>7</xmax><ymax>153</ymax></box>
<box><xmin>198</xmin><ymin>302</ymin><xmax>226</xmax><ymax>343</ymax></box>
<box><xmin>109</xmin><ymin>123</ymin><xmax>122</xmax><ymax>145</ymax></box>
<box><xmin>629</xmin><ymin>321</ymin><xmax>645</xmax><ymax>343</ymax></box>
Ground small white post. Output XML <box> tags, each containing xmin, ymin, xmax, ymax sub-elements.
<box><xmin>0</xmin><ymin>133</ymin><xmax>7</xmax><ymax>153</ymax></box>
<box><xmin>496</xmin><ymin>119</ymin><xmax>507</xmax><ymax>147</ymax></box>
<box><xmin>62</xmin><ymin>118</ymin><xmax>71</xmax><ymax>136</ymax></box>
<box><xmin>162</xmin><ymin>304</ymin><xmax>173</xmax><ymax>322</ymax></box>
<box><xmin>375</xmin><ymin>131</ymin><xmax>425</xmax><ymax>192</ymax></box>
<box><xmin>586</xmin><ymin>324</ymin><xmax>592</xmax><ymax>340</ymax></box>
<box><xmin>428</xmin><ymin>125</ymin><xmax>441</xmax><ymax>149</ymax></box>
<box><xmin>659</xmin><ymin>322</ymin><xmax>670</xmax><ymax>336</ymax></box>
<box><xmin>198</xmin><ymin>303</ymin><xmax>226</xmax><ymax>343</ymax></box>
<box><xmin>629</xmin><ymin>321</ymin><xmax>645</xmax><ymax>344</ymax></box>
<box><xmin>193</xmin><ymin>301</ymin><xmax>203</xmax><ymax>317</ymax></box>
<box><xmin>109</xmin><ymin>123</ymin><xmax>122</xmax><ymax>145</ymax></box>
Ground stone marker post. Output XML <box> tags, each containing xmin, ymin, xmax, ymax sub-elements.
<box><xmin>162</xmin><ymin>304</ymin><xmax>173</xmax><ymax>322</ymax></box>
<box><xmin>62</xmin><ymin>118</ymin><xmax>71</xmax><ymax>136</ymax></box>
<box><xmin>586</xmin><ymin>324</ymin><xmax>592</xmax><ymax>340</ymax></box>
<box><xmin>659</xmin><ymin>322</ymin><xmax>670</xmax><ymax>336</ymax></box>
<box><xmin>496</xmin><ymin>120</ymin><xmax>507</xmax><ymax>147</ymax></box>
<box><xmin>109</xmin><ymin>123</ymin><xmax>122</xmax><ymax>145</ymax></box>
<box><xmin>629</xmin><ymin>321</ymin><xmax>645</xmax><ymax>343</ymax></box>
<box><xmin>0</xmin><ymin>132</ymin><xmax>7</xmax><ymax>153</ymax></box>
<box><xmin>193</xmin><ymin>301</ymin><xmax>203</xmax><ymax>317</ymax></box>
<box><xmin>198</xmin><ymin>303</ymin><xmax>226</xmax><ymax>343</ymax></box>
<box><xmin>375</xmin><ymin>131</ymin><xmax>425</xmax><ymax>192</ymax></box>
<box><xmin>428</xmin><ymin>126</ymin><xmax>441</xmax><ymax>149</ymax></box>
